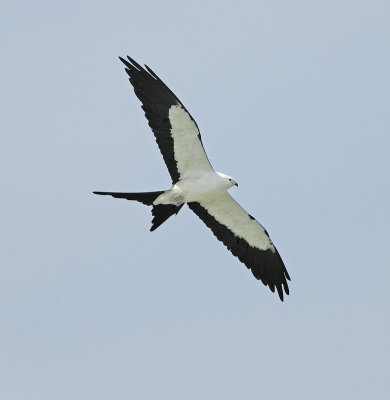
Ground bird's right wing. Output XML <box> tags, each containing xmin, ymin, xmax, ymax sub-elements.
<box><xmin>188</xmin><ymin>192</ymin><xmax>290</xmax><ymax>301</ymax></box>
<box><xmin>120</xmin><ymin>56</ymin><xmax>214</xmax><ymax>184</ymax></box>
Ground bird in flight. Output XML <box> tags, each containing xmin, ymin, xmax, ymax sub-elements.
<box><xmin>94</xmin><ymin>56</ymin><xmax>291</xmax><ymax>301</ymax></box>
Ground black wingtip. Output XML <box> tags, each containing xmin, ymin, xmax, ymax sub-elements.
<box><xmin>118</xmin><ymin>56</ymin><xmax>127</xmax><ymax>66</ymax></box>
<box><xmin>119</xmin><ymin>55</ymin><xmax>141</xmax><ymax>72</ymax></box>
<box><xmin>144</xmin><ymin>64</ymin><xmax>159</xmax><ymax>80</ymax></box>
<box><xmin>276</xmin><ymin>285</ymin><xmax>284</xmax><ymax>302</ymax></box>
<box><xmin>125</xmin><ymin>55</ymin><xmax>144</xmax><ymax>71</ymax></box>
<box><xmin>285</xmin><ymin>270</ymin><xmax>291</xmax><ymax>281</ymax></box>
<box><xmin>119</xmin><ymin>56</ymin><xmax>160</xmax><ymax>82</ymax></box>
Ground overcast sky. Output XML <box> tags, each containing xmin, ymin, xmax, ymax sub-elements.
<box><xmin>1</xmin><ymin>1</ymin><xmax>389</xmax><ymax>399</ymax></box>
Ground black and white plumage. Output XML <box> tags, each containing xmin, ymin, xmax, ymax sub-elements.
<box><xmin>94</xmin><ymin>56</ymin><xmax>291</xmax><ymax>301</ymax></box>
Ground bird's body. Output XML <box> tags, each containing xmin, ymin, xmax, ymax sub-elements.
<box><xmin>154</xmin><ymin>172</ymin><xmax>237</xmax><ymax>206</ymax></box>
<box><xmin>94</xmin><ymin>56</ymin><xmax>291</xmax><ymax>301</ymax></box>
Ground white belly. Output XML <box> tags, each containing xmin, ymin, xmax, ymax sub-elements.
<box><xmin>153</xmin><ymin>172</ymin><xmax>228</xmax><ymax>205</ymax></box>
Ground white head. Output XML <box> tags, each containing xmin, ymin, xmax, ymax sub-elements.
<box><xmin>216</xmin><ymin>172</ymin><xmax>238</xmax><ymax>189</ymax></box>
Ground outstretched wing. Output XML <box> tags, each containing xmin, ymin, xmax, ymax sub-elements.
<box><xmin>188</xmin><ymin>193</ymin><xmax>290</xmax><ymax>301</ymax></box>
<box><xmin>120</xmin><ymin>56</ymin><xmax>214</xmax><ymax>184</ymax></box>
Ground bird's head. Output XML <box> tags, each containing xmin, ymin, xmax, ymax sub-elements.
<box><xmin>217</xmin><ymin>172</ymin><xmax>238</xmax><ymax>189</ymax></box>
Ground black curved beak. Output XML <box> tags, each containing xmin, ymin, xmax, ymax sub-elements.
<box><xmin>235</xmin><ymin>182</ymin><xmax>238</xmax><ymax>187</ymax></box>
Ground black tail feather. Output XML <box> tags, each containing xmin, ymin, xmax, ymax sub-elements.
<box><xmin>93</xmin><ymin>190</ymin><xmax>183</xmax><ymax>230</ymax></box>
<box><xmin>93</xmin><ymin>191</ymin><xmax>164</xmax><ymax>206</ymax></box>
<box><xmin>151</xmin><ymin>204</ymin><xmax>184</xmax><ymax>231</ymax></box>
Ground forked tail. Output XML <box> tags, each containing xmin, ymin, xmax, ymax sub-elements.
<box><xmin>93</xmin><ymin>190</ymin><xmax>183</xmax><ymax>231</ymax></box>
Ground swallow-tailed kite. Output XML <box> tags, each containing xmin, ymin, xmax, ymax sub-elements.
<box><xmin>94</xmin><ymin>56</ymin><xmax>291</xmax><ymax>301</ymax></box>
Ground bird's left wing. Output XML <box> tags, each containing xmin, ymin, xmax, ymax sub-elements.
<box><xmin>188</xmin><ymin>193</ymin><xmax>290</xmax><ymax>301</ymax></box>
<box><xmin>120</xmin><ymin>56</ymin><xmax>214</xmax><ymax>184</ymax></box>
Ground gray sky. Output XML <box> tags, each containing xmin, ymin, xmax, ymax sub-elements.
<box><xmin>1</xmin><ymin>1</ymin><xmax>389</xmax><ymax>399</ymax></box>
